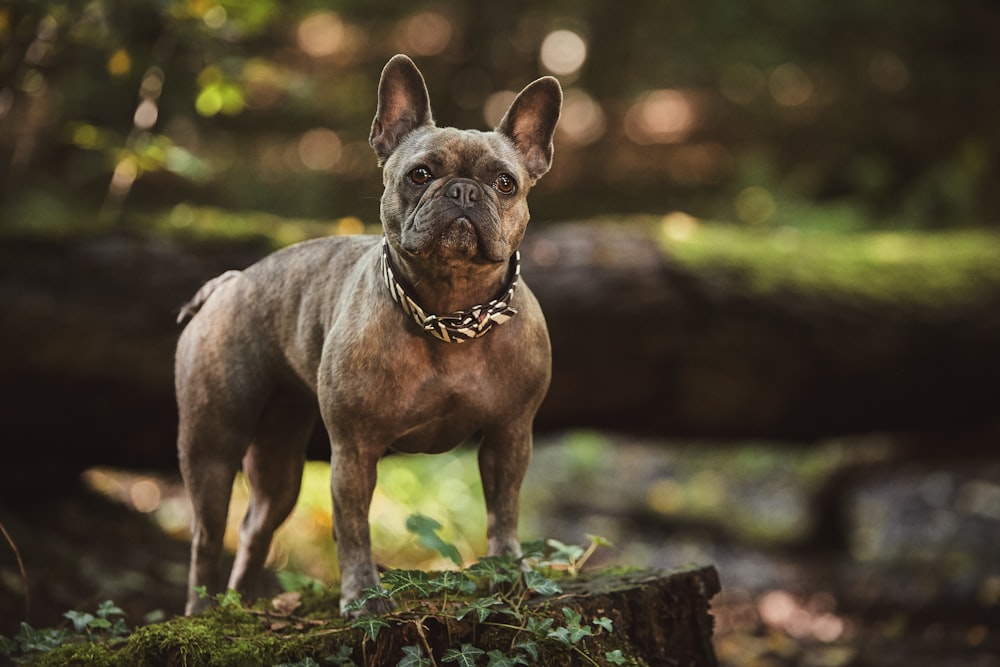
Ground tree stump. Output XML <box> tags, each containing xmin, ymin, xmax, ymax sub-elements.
<box><xmin>360</xmin><ymin>565</ymin><xmax>722</xmax><ymax>666</ymax></box>
<box><xmin>23</xmin><ymin>565</ymin><xmax>721</xmax><ymax>666</ymax></box>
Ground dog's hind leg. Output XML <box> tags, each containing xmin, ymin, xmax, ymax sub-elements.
<box><xmin>226</xmin><ymin>392</ymin><xmax>317</xmax><ymax>602</ymax></box>
<box><xmin>179</xmin><ymin>423</ymin><xmax>244</xmax><ymax>615</ymax></box>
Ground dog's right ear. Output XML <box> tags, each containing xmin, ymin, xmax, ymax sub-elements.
<box><xmin>370</xmin><ymin>54</ymin><xmax>434</xmax><ymax>163</ymax></box>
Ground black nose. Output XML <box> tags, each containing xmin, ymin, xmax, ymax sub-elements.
<box><xmin>446</xmin><ymin>179</ymin><xmax>479</xmax><ymax>209</ymax></box>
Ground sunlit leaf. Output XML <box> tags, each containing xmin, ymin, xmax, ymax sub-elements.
<box><xmin>428</xmin><ymin>570</ymin><xmax>477</xmax><ymax>595</ymax></box>
<box><xmin>455</xmin><ymin>594</ymin><xmax>504</xmax><ymax>623</ymax></box>
<box><xmin>524</xmin><ymin>570</ymin><xmax>562</xmax><ymax>596</ymax></box>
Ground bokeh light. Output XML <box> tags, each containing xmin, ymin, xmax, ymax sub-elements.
<box><xmin>558</xmin><ymin>88</ymin><xmax>605</xmax><ymax>146</ymax></box>
<box><xmin>297</xmin><ymin>12</ymin><xmax>345</xmax><ymax>58</ymax></box>
<box><xmin>869</xmin><ymin>50</ymin><xmax>910</xmax><ymax>93</ymax></box>
<box><xmin>396</xmin><ymin>11</ymin><xmax>452</xmax><ymax>57</ymax></box>
<box><xmin>624</xmin><ymin>89</ymin><xmax>696</xmax><ymax>144</ymax></box>
<box><xmin>539</xmin><ymin>29</ymin><xmax>587</xmax><ymax>76</ymax></box>
<box><xmin>297</xmin><ymin>127</ymin><xmax>342</xmax><ymax>172</ymax></box>
<box><xmin>769</xmin><ymin>63</ymin><xmax>813</xmax><ymax>107</ymax></box>
<box><xmin>482</xmin><ymin>89</ymin><xmax>517</xmax><ymax>128</ymax></box>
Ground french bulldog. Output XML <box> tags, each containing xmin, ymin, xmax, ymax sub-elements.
<box><xmin>175</xmin><ymin>54</ymin><xmax>561</xmax><ymax>616</ymax></box>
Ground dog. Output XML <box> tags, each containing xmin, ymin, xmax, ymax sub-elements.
<box><xmin>175</xmin><ymin>54</ymin><xmax>561</xmax><ymax>616</ymax></box>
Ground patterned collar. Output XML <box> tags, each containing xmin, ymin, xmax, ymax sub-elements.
<box><xmin>379</xmin><ymin>237</ymin><xmax>520</xmax><ymax>343</ymax></box>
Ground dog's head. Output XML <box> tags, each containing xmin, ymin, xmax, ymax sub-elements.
<box><xmin>371</xmin><ymin>55</ymin><xmax>561</xmax><ymax>266</ymax></box>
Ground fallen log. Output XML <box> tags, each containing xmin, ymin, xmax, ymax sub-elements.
<box><xmin>2</xmin><ymin>222</ymin><xmax>1000</xmax><ymax>487</ymax></box>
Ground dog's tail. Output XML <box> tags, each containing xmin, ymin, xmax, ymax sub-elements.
<box><xmin>176</xmin><ymin>270</ymin><xmax>242</xmax><ymax>325</ymax></box>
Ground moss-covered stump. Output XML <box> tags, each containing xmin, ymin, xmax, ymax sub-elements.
<box><xmin>18</xmin><ymin>565</ymin><xmax>720</xmax><ymax>667</ymax></box>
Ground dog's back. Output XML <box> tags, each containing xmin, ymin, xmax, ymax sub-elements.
<box><xmin>176</xmin><ymin>270</ymin><xmax>242</xmax><ymax>325</ymax></box>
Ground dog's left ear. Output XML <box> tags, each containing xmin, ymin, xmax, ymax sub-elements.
<box><xmin>496</xmin><ymin>76</ymin><xmax>563</xmax><ymax>182</ymax></box>
<box><xmin>371</xmin><ymin>54</ymin><xmax>434</xmax><ymax>163</ymax></box>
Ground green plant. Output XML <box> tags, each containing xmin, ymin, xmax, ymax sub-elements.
<box><xmin>344</xmin><ymin>534</ymin><xmax>623</xmax><ymax>666</ymax></box>
<box><xmin>0</xmin><ymin>534</ymin><xmax>625</xmax><ymax>666</ymax></box>
<box><xmin>0</xmin><ymin>600</ymin><xmax>130</xmax><ymax>664</ymax></box>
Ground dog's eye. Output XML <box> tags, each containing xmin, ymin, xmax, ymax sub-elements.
<box><xmin>493</xmin><ymin>173</ymin><xmax>516</xmax><ymax>195</ymax></box>
<box><xmin>409</xmin><ymin>166</ymin><xmax>434</xmax><ymax>185</ymax></box>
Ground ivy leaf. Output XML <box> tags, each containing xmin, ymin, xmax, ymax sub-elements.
<box><xmin>525</xmin><ymin>615</ymin><xmax>554</xmax><ymax>635</ymax></box>
<box><xmin>95</xmin><ymin>601</ymin><xmax>126</xmax><ymax>620</ymax></box>
<box><xmin>349</xmin><ymin>615</ymin><xmax>390</xmax><ymax>642</ymax></box>
<box><xmin>456</xmin><ymin>594</ymin><xmax>504</xmax><ymax>622</ymax></box>
<box><xmin>485</xmin><ymin>649</ymin><xmax>528</xmax><ymax>667</ymax></box>
<box><xmin>382</xmin><ymin>569</ymin><xmax>433</xmax><ymax>597</ymax></box>
<box><xmin>87</xmin><ymin>618</ymin><xmax>113</xmax><ymax>631</ymax></box>
<box><xmin>519</xmin><ymin>539</ymin><xmax>547</xmax><ymax>561</ymax></box>
<box><xmin>428</xmin><ymin>570</ymin><xmax>477</xmax><ymax>596</ymax></box>
<box><xmin>397</xmin><ymin>645</ymin><xmax>431</xmax><ymax>667</ymax></box>
<box><xmin>344</xmin><ymin>586</ymin><xmax>393</xmax><ymax>614</ymax></box>
<box><xmin>466</xmin><ymin>556</ymin><xmax>519</xmax><ymax>585</ymax></box>
<box><xmin>561</xmin><ymin>607</ymin><xmax>583</xmax><ymax>627</ymax></box>
<box><xmin>13</xmin><ymin>623</ymin><xmax>70</xmax><ymax>653</ymax></box>
<box><xmin>543</xmin><ymin>539</ymin><xmax>584</xmax><ymax>567</ymax></box>
<box><xmin>593</xmin><ymin>616</ymin><xmax>614</xmax><ymax>633</ymax></box>
<box><xmin>548</xmin><ymin>607</ymin><xmax>593</xmax><ymax>645</ymax></box>
<box><xmin>63</xmin><ymin>611</ymin><xmax>95</xmax><ymax>634</ymax></box>
<box><xmin>513</xmin><ymin>639</ymin><xmax>539</xmax><ymax>662</ymax></box>
<box><xmin>324</xmin><ymin>645</ymin><xmax>357</xmax><ymax>667</ymax></box>
<box><xmin>406</xmin><ymin>514</ymin><xmax>463</xmax><ymax>566</ymax></box>
<box><xmin>442</xmin><ymin>644</ymin><xmax>485</xmax><ymax>667</ymax></box>
<box><xmin>547</xmin><ymin>626</ymin><xmax>573</xmax><ymax>645</ymax></box>
<box><xmin>524</xmin><ymin>570</ymin><xmax>562</xmax><ymax>596</ymax></box>
<box><xmin>275</xmin><ymin>658</ymin><xmax>321</xmax><ymax>667</ymax></box>
<box><xmin>605</xmin><ymin>649</ymin><xmax>627</xmax><ymax>665</ymax></box>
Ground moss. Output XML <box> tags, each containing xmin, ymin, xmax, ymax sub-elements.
<box><xmin>654</xmin><ymin>218</ymin><xmax>1000</xmax><ymax>307</ymax></box>
<box><xmin>29</xmin><ymin>641</ymin><xmax>121</xmax><ymax>667</ymax></box>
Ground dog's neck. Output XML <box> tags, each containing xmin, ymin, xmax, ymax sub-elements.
<box><xmin>380</xmin><ymin>237</ymin><xmax>520</xmax><ymax>343</ymax></box>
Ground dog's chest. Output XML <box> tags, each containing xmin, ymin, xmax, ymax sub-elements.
<box><xmin>322</xmin><ymin>336</ymin><xmax>516</xmax><ymax>453</ymax></box>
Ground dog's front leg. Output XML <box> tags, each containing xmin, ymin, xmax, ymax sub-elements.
<box><xmin>478</xmin><ymin>423</ymin><xmax>533</xmax><ymax>559</ymax></box>
<box><xmin>330</xmin><ymin>442</ymin><xmax>391</xmax><ymax>617</ymax></box>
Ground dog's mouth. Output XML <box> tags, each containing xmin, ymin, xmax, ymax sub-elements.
<box><xmin>404</xmin><ymin>210</ymin><xmax>507</xmax><ymax>263</ymax></box>
<box><xmin>438</xmin><ymin>215</ymin><xmax>478</xmax><ymax>254</ymax></box>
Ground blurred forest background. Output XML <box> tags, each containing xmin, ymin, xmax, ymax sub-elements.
<box><xmin>2</xmin><ymin>1</ymin><xmax>1000</xmax><ymax>665</ymax></box>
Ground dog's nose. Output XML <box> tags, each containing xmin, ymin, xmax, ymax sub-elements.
<box><xmin>446</xmin><ymin>179</ymin><xmax>479</xmax><ymax>209</ymax></box>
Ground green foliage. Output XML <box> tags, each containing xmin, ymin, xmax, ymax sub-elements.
<box><xmin>337</xmin><ymin>537</ymin><xmax>621</xmax><ymax>666</ymax></box>
<box><xmin>278</xmin><ymin>569</ymin><xmax>328</xmax><ymax>594</ymax></box>
<box><xmin>348</xmin><ymin>615</ymin><xmax>390</xmax><ymax>642</ymax></box>
<box><xmin>543</xmin><ymin>534</ymin><xmax>614</xmax><ymax>577</ymax></box>
<box><xmin>406</xmin><ymin>513</ymin><xmax>464</xmax><ymax>566</ymax></box>
<box><xmin>0</xmin><ymin>536</ymin><xmax>629</xmax><ymax>665</ymax></box>
<box><xmin>455</xmin><ymin>594</ymin><xmax>507</xmax><ymax>623</ymax></box>
<box><xmin>0</xmin><ymin>601</ymin><xmax>128</xmax><ymax>664</ymax></box>
<box><xmin>605</xmin><ymin>649</ymin><xmax>628</xmax><ymax>665</ymax></box>
<box><xmin>4</xmin><ymin>0</ymin><xmax>999</xmax><ymax>232</ymax></box>
<box><xmin>659</xmin><ymin>220</ymin><xmax>1000</xmax><ymax>307</ymax></box>
<box><xmin>442</xmin><ymin>644</ymin><xmax>486</xmax><ymax>667</ymax></box>
<box><xmin>398</xmin><ymin>645</ymin><xmax>431</xmax><ymax>667</ymax></box>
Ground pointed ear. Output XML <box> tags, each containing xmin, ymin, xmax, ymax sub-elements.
<box><xmin>370</xmin><ymin>54</ymin><xmax>434</xmax><ymax>163</ymax></box>
<box><xmin>496</xmin><ymin>76</ymin><xmax>562</xmax><ymax>181</ymax></box>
